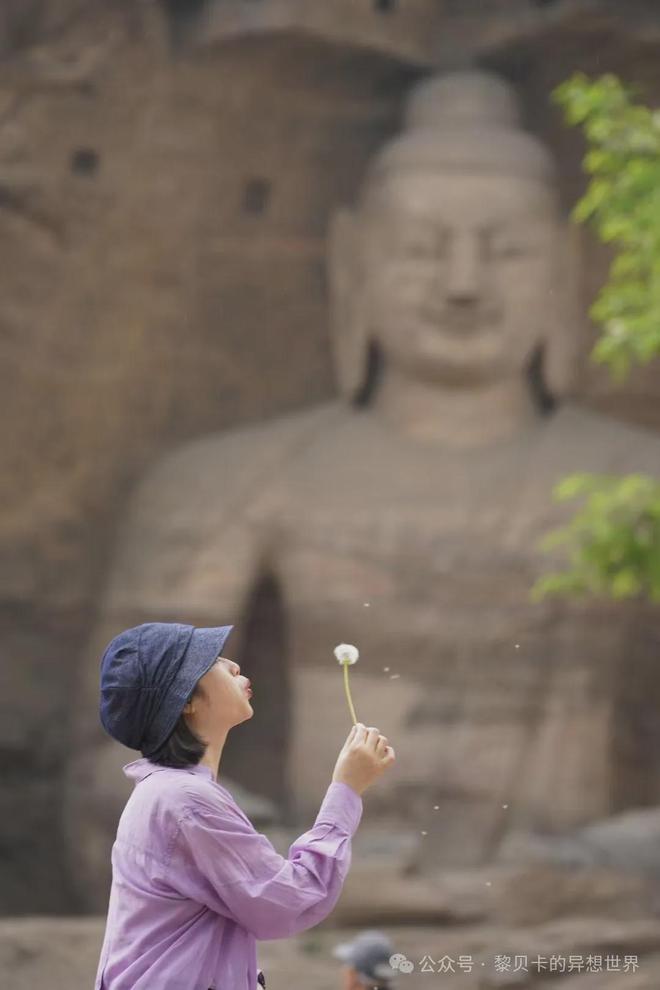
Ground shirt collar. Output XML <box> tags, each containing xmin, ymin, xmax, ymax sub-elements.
<box><xmin>123</xmin><ymin>756</ymin><xmax>216</xmax><ymax>784</ymax></box>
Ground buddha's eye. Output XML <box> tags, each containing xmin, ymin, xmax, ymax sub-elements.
<box><xmin>395</xmin><ymin>227</ymin><xmax>442</xmax><ymax>258</ymax></box>
<box><xmin>486</xmin><ymin>228</ymin><xmax>539</xmax><ymax>259</ymax></box>
<box><xmin>401</xmin><ymin>239</ymin><xmax>435</xmax><ymax>257</ymax></box>
<box><xmin>490</xmin><ymin>239</ymin><xmax>528</xmax><ymax>259</ymax></box>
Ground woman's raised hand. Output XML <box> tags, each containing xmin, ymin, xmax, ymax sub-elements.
<box><xmin>332</xmin><ymin>723</ymin><xmax>396</xmax><ymax>796</ymax></box>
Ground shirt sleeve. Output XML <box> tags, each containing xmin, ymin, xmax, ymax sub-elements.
<box><xmin>167</xmin><ymin>781</ymin><xmax>363</xmax><ymax>940</ymax></box>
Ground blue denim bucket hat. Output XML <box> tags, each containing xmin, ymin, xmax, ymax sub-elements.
<box><xmin>99</xmin><ymin>621</ymin><xmax>233</xmax><ymax>757</ymax></box>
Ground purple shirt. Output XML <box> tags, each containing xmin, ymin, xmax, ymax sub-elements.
<box><xmin>94</xmin><ymin>757</ymin><xmax>363</xmax><ymax>990</ymax></box>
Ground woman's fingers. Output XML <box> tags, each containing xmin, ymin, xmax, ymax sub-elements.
<box><xmin>351</xmin><ymin>724</ymin><xmax>392</xmax><ymax>758</ymax></box>
<box><xmin>365</xmin><ymin>726</ymin><xmax>381</xmax><ymax>748</ymax></box>
<box><xmin>350</xmin><ymin>723</ymin><xmax>366</xmax><ymax>746</ymax></box>
<box><xmin>382</xmin><ymin>745</ymin><xmax>396</xmax><ymax>765</ymax></box>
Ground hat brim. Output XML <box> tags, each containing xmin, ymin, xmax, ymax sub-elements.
<box><xmin>184</xmin><ymin>625</ymin><xmax>234</xmax><ymax>679</ymax></box>
<box><xmin>332</xmin><ymin>942</ymin><xmax>396</xmax><ymax>982</ymax></box>
<box><xmin>143</xmin><ymin>624</ymin><xmax>234</xmax><ymax>755</ymax></box>
<box><xmin>332</xmin><ymin>943</ymin><xmax>354</xmax><ymax>964</ymax></box>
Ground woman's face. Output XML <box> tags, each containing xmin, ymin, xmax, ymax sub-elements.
<box><xmin>187</xmin><ymin>656</ymin><xmax>253</xmax><ymax>731</ymax></box>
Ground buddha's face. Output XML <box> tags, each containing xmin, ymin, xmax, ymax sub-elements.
<box><xmin>360</xmin><ymin>170</ymin><xmax>561</xmax><ymax>387</ymax></box>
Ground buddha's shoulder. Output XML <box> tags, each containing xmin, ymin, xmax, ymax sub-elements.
<box><xmin>131</xmin><ymin>401</ymin><xmax>346</xmax><ymax>501</ymax></box>
<box><xmin>543</xmin><ymin>402</ymin><xmax>660</xmax><ymax>475</ymax></box>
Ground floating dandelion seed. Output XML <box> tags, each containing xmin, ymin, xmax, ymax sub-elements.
<box><xmin>502</xmin><ymin>804</ymin><xmax>509</xmax><ymax>809</ymax></box>
<box><xmin>389</xmin><ymin>674</ymin><xmax>400</xmax><ymax>680</ymax></box>
<box><xmin>421</xmin><ymin>831</ymin><xmax>428</xmax><ymax>836</ymax></box>
<box><xmin>515</xmin><ymin>644</ymin><xmax>520</xmax><ymax>649</ymax></box>
<box><xmin>433</xmin><ymin>805</ymin><xmax>440</xmax><ymax>811</ymax></box>
<box><xmin>383</xmin><ymin>666</ymin><xmax>390</xmax><ymax>672</ymax></box>
<box><xmin>334</xmin><ymin>643</ymin><xmax>359</xmax><ymax>725</ymax></box>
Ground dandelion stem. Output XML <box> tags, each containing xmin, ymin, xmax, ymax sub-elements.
<box><xmin>342</xmin><ymin>660</ymin><xmax>358</xmax><ymax>725</ymax></box>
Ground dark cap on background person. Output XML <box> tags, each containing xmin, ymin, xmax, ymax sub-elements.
<box><xmin>332</xmin><ymin>930</ymin><xmax>397</xmax><ymax>988</ymax></box>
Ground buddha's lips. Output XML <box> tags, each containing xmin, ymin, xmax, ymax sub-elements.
<box><xmin>441</xmin><ymin>323</ymin><xmax>488</xmax><ymax>338</ymax></box>
<box><xmin>414</xmin><ymin>320</ymin><xmax>496</xmax><ymax>341</ymax></box>
<box><xmin>415</xmin><ymin>301</ymin><xmax>502</xmax><ymax>324</ymax></box>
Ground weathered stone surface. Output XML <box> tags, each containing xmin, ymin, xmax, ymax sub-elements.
<box><xmin>67</xmin><ymin>69</ymin><xmax>660</xmax><ymax>916</ymax></box>
<box><xmin>0</xmin><ymin>3</ymin><xmax>412</xmax><ymax>913</ymax></box>
<box><xmin>483</xmin><ymin>6</ymin><xmax>660</xmax><ymax>432</ymax></box>
<box><xmin>3</xmin><ymin>0</ymin><xmax>660</xmax><ymax>917</ymax></box>
<box><xmin>193</xmin><ymin>0</ymin><xmax>660</xmax><ymax>72</ymax></box>
<box><xmin>337</xmin><ymin>858</ymin><xmax>653</xmax><ymax>930</ymax></box>
<box><xmin>499</xmin><ymin>806</ymin><xmax>660</xmax><ymax>880</ymax></box>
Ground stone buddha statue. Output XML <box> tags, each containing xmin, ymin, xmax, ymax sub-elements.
<box><xmin>65</xmin><ymin>70</ymin><xmax>660</xmax><ymax>910</ymax></box>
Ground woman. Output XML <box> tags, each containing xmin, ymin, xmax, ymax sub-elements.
<box><xmin>94</xmin><ymin>621</ymin><xmax>396</xmax><ymax>990</ymax></box>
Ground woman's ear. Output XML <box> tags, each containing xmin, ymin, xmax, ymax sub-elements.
<box><xmin>327</xmin><ymin>207</ymin><xmax>371</xmax><ymax>403</ymax></box>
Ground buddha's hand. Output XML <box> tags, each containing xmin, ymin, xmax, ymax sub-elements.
<box><xmin>332</xmin><ymin>723</ymin><xmax>396</xmax><ymax>797</ymax></box>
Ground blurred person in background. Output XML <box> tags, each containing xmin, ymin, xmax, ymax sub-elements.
<box><xmin>332</xmin><ymin>930</ymin><xmax>398</xmax><ymax>989</ymax></box>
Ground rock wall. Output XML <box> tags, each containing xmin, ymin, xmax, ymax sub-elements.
<box><xmin>1</xmin><ymin>0</ymin><xmax>660</xmax><ymax>913</ymax></box>
<box><xmin>0</xmin><ymin>2</ymin><xmax>416</xmax><ymax>914</ymax></box>
<box><xmin>483</xmin><ymin>8</ymin><xmax>660</xmax><ymax>432</ymax></box>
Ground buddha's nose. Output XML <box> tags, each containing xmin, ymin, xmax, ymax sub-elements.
<box><xmin>445</xmin><ymin>231</ymin><xmax>481</xmax><ymax>304</ymax></box>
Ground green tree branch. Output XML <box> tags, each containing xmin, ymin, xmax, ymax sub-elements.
<box><xmin>533</xmin><ymin>73</ymin><xmax>660</xmax><ymax>603</ymax></box>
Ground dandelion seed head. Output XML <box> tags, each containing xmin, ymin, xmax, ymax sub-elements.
<box><xmin>334</xmin><ymin>643</ymin><xmax>359</xmax><ymax>665</ymax></box>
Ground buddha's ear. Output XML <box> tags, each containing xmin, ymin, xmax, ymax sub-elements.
<box><xmin>541</xmin><ymin>219</ymin><xmax>584</xmax><ymax>400</ymax></box>
<box><xmin>327</xmin><ymin>207</ymin><xmax>371</xmax><ymax>403</ymax></box>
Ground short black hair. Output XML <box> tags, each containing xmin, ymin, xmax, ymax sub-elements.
<box><xmin>144</xmin><ymin>680</ymin><xmax>207</xmax><ymax>769</ymax></box>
